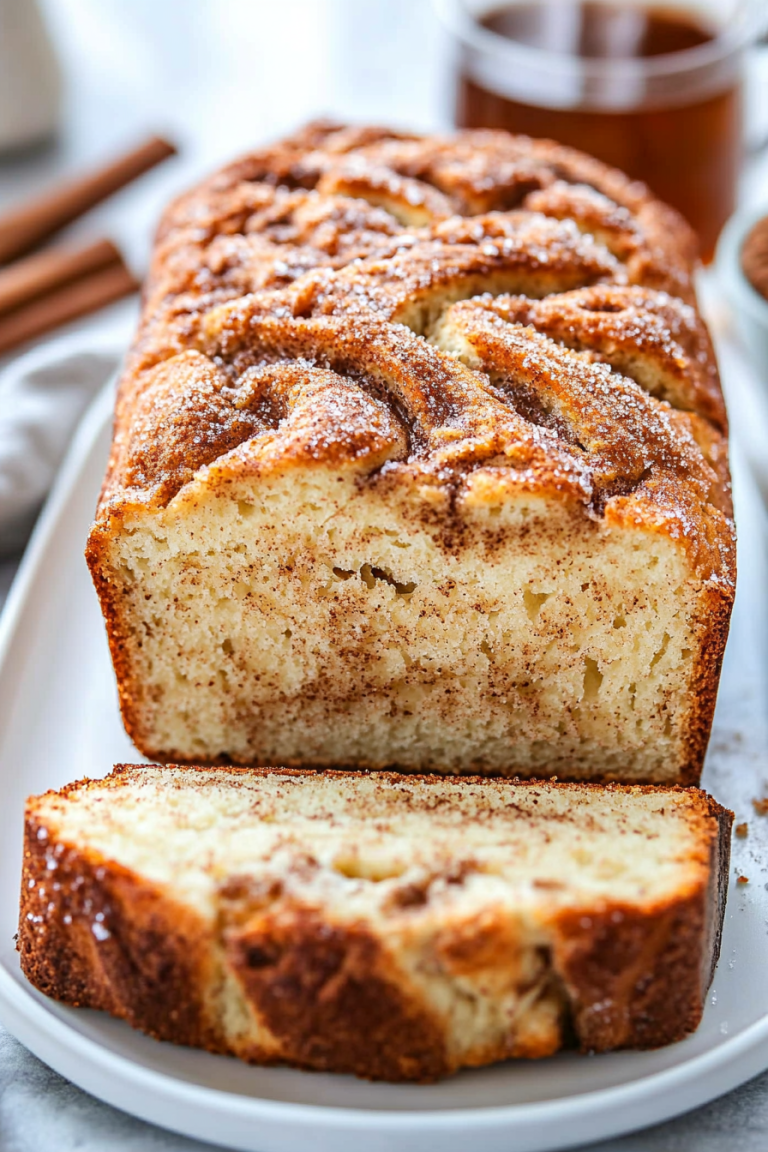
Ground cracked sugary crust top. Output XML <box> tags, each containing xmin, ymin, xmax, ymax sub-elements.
<box><xmin>91</xmin><ymin>120</ymin><xmax>734</xmax><ymax>590</ymax></box>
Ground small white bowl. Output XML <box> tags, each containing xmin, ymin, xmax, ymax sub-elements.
<box><xmin>716</xmin><ymin>202</ymin><xmax>768</xmax><ymax>377</ymax></box>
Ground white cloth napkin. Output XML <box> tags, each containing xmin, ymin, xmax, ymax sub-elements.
<box><xmin>0</xmin><ymin>337</ymin><xmax>120</xmax><ymax>554</ymax></box>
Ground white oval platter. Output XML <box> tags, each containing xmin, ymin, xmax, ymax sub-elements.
<box><xmin>0</xmin><ymin>353</ymin><xmax>766</xmax><ymax>1152</ymax></box>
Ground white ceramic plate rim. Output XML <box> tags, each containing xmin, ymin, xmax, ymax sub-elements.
<box><xmin>0</xmin><ymin>383</ymin><xmax>767</xmax><ymax>1151</ymax></box>
<box><xmin>3</xmin><ymin>960</ymin><xmax>768</xmax><ymax>1134</ymax></box>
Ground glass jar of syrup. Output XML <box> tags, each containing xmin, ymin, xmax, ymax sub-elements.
<box><xmin>438</xmin><ymin>0</ymin><xmax>764</xmax><ymax>260</ymax></box>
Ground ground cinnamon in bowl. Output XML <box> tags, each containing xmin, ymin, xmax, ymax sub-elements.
<box><xmin>741</xmin><ymin>216</ymin><xmax>768</xmax><ymax>302</ymax></box>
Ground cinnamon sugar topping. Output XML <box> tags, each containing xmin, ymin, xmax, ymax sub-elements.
<box><xmin>99</xmin><ymin>119</ymin><xmax>731</xmax><ymax>587</ymax></box>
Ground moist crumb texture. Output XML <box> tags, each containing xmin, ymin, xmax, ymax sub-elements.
<box><xmin>18</xmin><ymin>767</ymin><xmax>733</xmax><ymax>1080</ymax></box>
<box><xmin>86</xmin><ymin>121</ymin><xmax>735</xmax><ymax>782</ymax></box>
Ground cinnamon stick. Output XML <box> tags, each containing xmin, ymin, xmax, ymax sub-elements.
<box><xmin>0</xmin><ymin>136</ymin><xmax>176</xmax><ymax>265</ymax></box>
<box><xmin>0</xmin><ymin>259</ymin><xmax>139</xmax><ymax>354</ymax></box>
<box><xmin>0</xmin><ymin>238</ymin><xmax>122</xmax><ymax>317</ymax></box>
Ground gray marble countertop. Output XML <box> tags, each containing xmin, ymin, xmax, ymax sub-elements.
<box><xmin>2</xmin><ymin>1016</ymin><xmax>768</xmax><ymax>1152</ymax></box>
<box><xmin>1</xmin><ymin>2</ymin><xmax>768</xmax><ymax>1148</ymax></box>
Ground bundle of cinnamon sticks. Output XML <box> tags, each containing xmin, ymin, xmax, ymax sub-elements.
<box><xmin>0</xmin><ymin>136</ymin><xmax>176</xmax><ymax>355</ymax></box>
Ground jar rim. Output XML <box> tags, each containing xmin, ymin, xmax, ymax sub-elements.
<box><xmin>434</xmin><ymin>0</ymin><xmax>765</xmax><ymax>82</ymax></box>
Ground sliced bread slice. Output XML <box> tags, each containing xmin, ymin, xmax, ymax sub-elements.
<box><xmin>18</xmin><ymin>766</ymin><xmax>732</xmax><ymax>1081</ymax></box>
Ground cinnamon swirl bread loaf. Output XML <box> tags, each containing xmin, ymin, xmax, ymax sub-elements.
<box><xmin>86</xmin><ymin>122</ymin><xmax>735</xmax><ymax>782</ymax></box>
<box><xmin>18</xmin><ymin>766</ymin><xmax>732</xmax><ymax>1080</ymax></box>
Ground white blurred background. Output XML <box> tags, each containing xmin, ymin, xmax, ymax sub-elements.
<box><xmin>1</xmin><ymin>0</ymin><xmax>450</xmax><ymax>273</ymax></box>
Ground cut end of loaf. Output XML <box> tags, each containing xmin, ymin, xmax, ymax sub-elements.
<box><xmin>91</xmin><ymin>459</ymin><xmax>730</xmax><ymax>782</ymax></box>
<box><xmin>19</xmin><ymin>766</ymin><xmax>732</xmax><ymax>1080</ymax></box>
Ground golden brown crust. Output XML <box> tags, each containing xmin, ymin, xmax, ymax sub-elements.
<box><xmin>18</xmin><ymin>768</ymin><xmax>733</xmax><ymax>1080</ymax></box>
<box><xmin>552</xmin><ymin>790</ymin><xmax>732</xmax><ymax>1050</ymax></box>
<box><xmin>91</xmin><ymin>121</ymin><xmax>725</xmax><ymax>530</ymax></box>
<box><xmin>18</xmin><ymin>812</ymin><xmax>224</xmax><ymax>1053</ymax></box>
<box><xmin>677</xmin><ymin>585</ymin><xmax>734</xmax><ymax>787</ymax></box>
<box><xmin>223</xmin><ymin>903</ymin><xmax>450</xmax><ymax>1080</ymax></box>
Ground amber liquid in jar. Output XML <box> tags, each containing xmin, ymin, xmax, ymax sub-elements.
<box><xmin>457</xmin><ymin>2</ymin><xmax>743</xmax><ymax>259</ymax></box>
